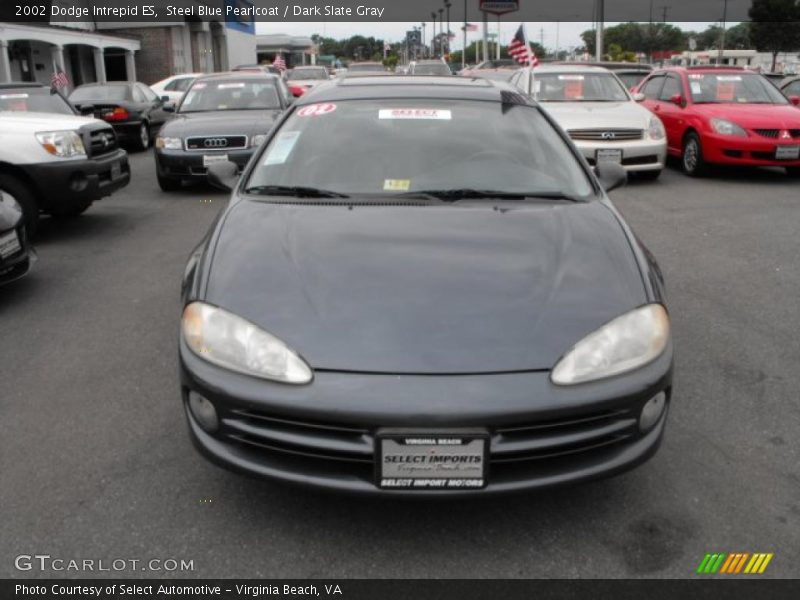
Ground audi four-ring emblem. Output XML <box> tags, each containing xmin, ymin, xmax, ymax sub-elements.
<box><xmin>203</xmin><ymin>138</ymin><xmax>229</xmax><ymax>148</ymax></box>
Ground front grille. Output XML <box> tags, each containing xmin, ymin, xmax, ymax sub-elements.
<box><xmin>568</xmin><ymin>128</ymin><xmax>644</xmax><ymax>141</ymax></box>
<box><xmin>185</xmin><ymin>135</ymin><xmax>247</xmax><ymax>151</ymax></box>
<box><xmin>88</xmin><ymin>128</ymin><xmax>118</xmax><ymax>157</ymax></box>
<box><xmin>218</xmin><ymin>406</ymin><xmax>640</xmax><ymax>485</ymax></box>
<box><xmin>752</xmin><ymin>129</ymin><xmax>800</xmax><ymax>139</ymax></box>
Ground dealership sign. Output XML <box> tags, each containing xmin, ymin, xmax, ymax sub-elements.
<box><xmin>480</xmin><ymin>0</ymin><xmax>520</xmax><ymax>15</ymax></box>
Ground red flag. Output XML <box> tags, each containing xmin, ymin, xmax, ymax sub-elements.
<box><xmin>508</xmin><ymin>25</ymin><xmax>539</xmax><ymax>67</ymax></box>
<box><xmin>50</xmin><ymin>69</ymin><xmax>69</xmax><ymax>90</ymax></box>
<box><xmin>272</xmin><ymin>54</ymin><xmax>287</xmax><ymax>72</ymax></box>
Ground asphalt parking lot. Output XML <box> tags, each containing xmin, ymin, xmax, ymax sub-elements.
<box><xmin>1</xmin><ymin>149</ymin><xmax>799</xmax><ymax>579</ymax></box>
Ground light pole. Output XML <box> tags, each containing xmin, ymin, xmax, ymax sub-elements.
<box><xmin>431</xmin><ymin>12</ymin><xmax>437</xmax><ymax>57</ymax></box>
<box><xmin>462</xmin><ymin>0</ymin><xmax>467</xmax><ymax>69</ymax></box>
<box><xmin>444</xmin><ymin>1</ymin><xmax>451</xmax><ymax>56</ymax></box>
<box><xmin>438</xmin><ymin>8</ymin><xmax>444</xmax><ymax>58</ymax></box>
<box><xmin>421</xmin><ymin>22</ymin><xmax>427</xmax><ymax>58</ymax></box>
<box><xmin>718</xmin><ymin>0</ymin><xmax>728</xmax><ymax>64</ymax></box>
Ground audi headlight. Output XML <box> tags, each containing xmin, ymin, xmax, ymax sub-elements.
<box><xmin>647</xmin><ymin>117</ymin><xmax>665</xmax><ymax>140</ymax></box>
<box><xmin>35</xmin><ymin>131</ymin><xmax>86</xmax><ymax>157</ymax></box>
<box><xmin>551</xmin><ymin>304</ymin><xmax>670</xmax><ymax>385</ymax></box>
<box><xmin>251</xmin><ymin>134</ymin><xmax>268</xmax><ymax>147</ymax></box>
<box><xmin>182</xmin><ymin>302</ymin><xmax>313</xmax><ymax>384</ymax></box>
<box><xmin>155</xmin><ymin>136</ymin><xmax>182</xmax><ymax>150</ymax></box>
<box><xmin>710</xmin><ymin>118</ymin><xmax>747</xmax><ymax>137</ymax></box>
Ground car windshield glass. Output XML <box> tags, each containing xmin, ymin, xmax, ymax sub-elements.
<box><xmin>245</xmin><ymin>99</ymin><xmax>593</xmax><ymax>199</ymax></box>
<box><xmin>69</xmin><ymin>85</ymin><xmax>130</xmax><ymax>102</ymax></box>
<box><xmin>348</xmin><ymin>64</ymin><xmax>384</xmax><ymax>72</ymax></box>
<box><xmin>414</xmin><ymin>63</ymin><xmax>451</xmax><ymax>76</ymax></box>
<box><xmin>179</xmin><ymin>80</ymin><xmax>280</xmax><ymax>112</ymax></box>
<box><xmin>687</xmin><ymin>72</ymin><xmax>788</xmax><ymax>104</ymax></box>
<box><xmin>616</xmin><ymin>72</ymin><xmax>648</xmax><ymax>89</ymax></box>
<box><xmin>287</xmin><ymin>69</ymin><xmax>328</xmax><ymax>81</ymax></box>
<box><xmin>0</xmin><ymin>88</ymin><xmax>74</xmax><ymax>114</ymax></box>
<box><xmin>534</xmin><ymin>73</ymin><xmax>629</xmax><ymax>102</ymax></box>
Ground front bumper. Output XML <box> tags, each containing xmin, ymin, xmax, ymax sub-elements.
<box><xmin>180</xmin><ymin>337</ymin><xmax>673</xmax><ymax>496</ymax></box>
<box><xmin>701</xmin><ymin>132</ymin><xmax>800</xmax><ymax>167</ymax></box>
<box><xmin>22</xmin><ymin>149</ymin><xmax>130</xmax><ymax>212</ymax></box>
<box><xmin>155</xmin><ymin>148</ymin><xmax>256</xmax><ymax>180</ymax></box>
<box><xmin>574</xmin><ymin>138</ymin><xmax>667</xmax><ymax>172</ymax></box>
<box><xmin>0</xmin><ymin>224</ymin><xmax>34</xmax><ymax>286</ymax></box>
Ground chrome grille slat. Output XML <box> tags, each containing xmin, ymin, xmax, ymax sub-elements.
<box><xmin>568</xmin><ymin>128</ymin><xmax>644</xmax><ymax>141</ymax></box>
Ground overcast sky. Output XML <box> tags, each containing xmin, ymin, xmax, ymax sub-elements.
<box><xmin>256</xmin><ymin>21</ymin><xmax>730</xmax><ymax>52</ymax></box>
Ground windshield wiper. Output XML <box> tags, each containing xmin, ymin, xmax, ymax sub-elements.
<box><xmin>243</xmin><ymin>185</ymin><xmax>350</xmax><ymax>198</ymax></box>
<box><xmin>396</xmin><ymin>189</ymin><xmax>581</xmax><ymax>202</ymax></box>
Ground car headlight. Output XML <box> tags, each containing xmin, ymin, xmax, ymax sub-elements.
<box><xmin>710</xmin><ymin>118</ymin><xmax>747</xmax><ymax>137</ymax></box>
<box><xmin>182</xmin><ymin>301</ymin><xmax>313</xmax><ymax>384</ymax></box>
<box><xmin>155</xmin><ymin>136</ymin><xmax>182</xmax><ymax>150</ymax></box>
<box><xmin>647</xmin><ymin>117</ymin><xmax>665</xmax><ymax>140</ymax></box>
<box><xmin>35</xmin><ymin>131</ymin><xmax>86</xmax><ymax>157</ymax></box>
<box><xmin>251</xmin><ymin>134</ymin><xmax>268</xmax><ymax>147</ymax></box>
<box><xmin>551</xmin><ymin>304</ymin><xmax>670</xmax><ymax>385</ymax></box>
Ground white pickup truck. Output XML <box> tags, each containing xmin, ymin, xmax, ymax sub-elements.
<box><xmin>0</xmin><ymin>84</ymin><xmax>130</xmax><ymax>236</ymax></box>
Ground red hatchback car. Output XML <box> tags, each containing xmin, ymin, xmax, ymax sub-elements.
<box><xmin>634</xmin><ymin>66</ymin><xmax>800</xmax><ymax>177</ymax></box>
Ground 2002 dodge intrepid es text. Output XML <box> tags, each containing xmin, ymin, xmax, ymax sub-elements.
<box><xmin>179</xmin><ymin>76</ymin><xmax>673</xmax><ymax>495</ymax></box>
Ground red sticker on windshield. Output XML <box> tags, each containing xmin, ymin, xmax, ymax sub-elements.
<box><xmin>296</xmin><ymin>103</ymin><xmax>337</xmax><ymax>117</ymax></box>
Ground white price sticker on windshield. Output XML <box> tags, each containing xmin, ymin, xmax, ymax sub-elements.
<box><xmin>263</xmin><ymin>131</ymin><xmax>300</xmax><ymax>165</ymax></box>
<box><xmin>379</xmin><ymin>109</ymin><xmax>452</xmax><ymax>120</ymax></box>
<box><xmin>217</xmin><ymin>82</ymin><xmax>245</xmax><ymax>89</ymax></box>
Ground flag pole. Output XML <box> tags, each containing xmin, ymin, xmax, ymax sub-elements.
<box><xmin>522</xmin><ymin>23</ymin><xmax>534</xmax><ymax>97</ymax></box>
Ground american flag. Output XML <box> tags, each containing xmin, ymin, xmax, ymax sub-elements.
<box><xmin>50</xmin><ymin>68</ymin><xmax>69</xmax><ymax>90</ymax></box>
<box><xmin>508</xmin><ymin>24</ymin><xmax>539</xmax><ymax>67</ymax></box>
<box><xmin>272</xmin><ymin>54</ymin><xmax>286</xmax><ymax>72</ymax></box>
<box><xmin>463</xmin><ymin>23</ymin><xmax>478</xmax><ymax>32</ymax></box>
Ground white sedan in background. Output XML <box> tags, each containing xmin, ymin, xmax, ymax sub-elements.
<box><xmin>511</xmin><ymin>65</ymin><xmax>667</xmax><ymax>179</ymax></box>
<box><xmin>149</xmin><ymin>73</ymin><xmax>203</xmax><ymax>105</ymax></box>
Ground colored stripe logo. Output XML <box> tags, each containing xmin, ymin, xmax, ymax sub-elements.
<box><xmin>696</xmin><ymin>553</ymin><xmax>773</xmax><ymax>574</ymax></box>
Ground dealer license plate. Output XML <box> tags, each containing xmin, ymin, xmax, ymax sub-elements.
<box><xmin>377</xmin><ymin>432</ymin><xmax>488</xmax><ymax>490</ymax></box>
<box><xmin>110</xmin><ymin>161</ymin><xmax>122</xmax><ymax>180</ymax></box>
<box><xmin>203</xmin><ymin>154</ymin><xmax>229</xmax><ymax>167</ymax></box>
<box><xmin>775</xmin><ymin>145</ymin><xmax>800</xmax><ymax>160</ymax></box>
<box><xmin>0</xmin><ymin>229</ymin><xmax>21</xmax><ymax>259</ymax></box>
<box><xmin>596</xmin><ymin>149</ymin><xmax>623</xmax><ymax>164</ymax></box>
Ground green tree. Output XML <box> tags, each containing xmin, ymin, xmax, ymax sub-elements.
<box><xmin>749</xmin><ymin>0</ymin><xmax>800</xmax><ymax>71</ymax></box>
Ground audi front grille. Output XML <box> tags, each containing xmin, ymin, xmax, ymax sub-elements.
<box><xmin>185</xmin><ymin>135</ymin><xmax>248</xmax><ymax>151</ymax></box>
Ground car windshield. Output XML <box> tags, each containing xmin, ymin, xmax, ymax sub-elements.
<box><xmin>413</xmin><ymin>63</ymin><xmax>451</xmax><ymax>76</ymax></box>
<box><xmin>348</xmin><ymin>63</ymin><xmax>384</xmax><ymax>72</ymax></box>
<box><xmin>534</xmin><ymin>73</ymin><xmax>630</xmax><ymax>102</ymax></box>
<box><xmin>179</xmin><ymin>79</ymin><xmax>280</xmax><ymax>112</ymax></box>
<box><xmin>69</xmin><ymin>85</ymin><xmax>131</xmax><ymax>102</ymax></box>
<box><xmin>688</xmin><ymin>72</ymin><xmax>789</xmax><ymax>104</ymax></box>
<box><xmin>0</xmin><ymin>88</ymin><xmax>74</xmax><ymax>114</ymax></box>
<box><xmin>616</xmin><ymin>72</ymin><xmax>649</xmax><ymax>89</ymax></box>
<box><xmin>245</xmin><ymin>99</ymin><xmax>593</xmax><ymax>199</ymax></box>
<box><xmin>287</xmin><ymin>69</ymin><xmax>328</xmax><ymax>81</ymax></box>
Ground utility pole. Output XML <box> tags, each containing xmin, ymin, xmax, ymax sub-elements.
<box><xmin>421</xmin><ymin>22</ymin><xmax>426</xmax><ymax>58</ymax></box>
<box><xmin>462</xmin><ymin>0</ymin><xmax>467</xmax><ymax>69</ymax></box>
<box><xmin>431</xmin><ymin>12</ymin><xmax>437</xmax><ymax>57</ymax></box>
<box><xmin>660</xmin><ymin>5</ymin><xmax>669</xmax><ymax>22</ymax></box>
<box><xmin>595</xmin><ymin>0</ymin><xmax>604</xmax><ymax>62</ymax></box>
<box><xmin>439</xmin><ymin>8</ymin><xmax>444</xmax><ymax>58</ymax></box>
<box><xmin>718</xmin><ymin>0</ymin><xmax>728</xmax><ymax>64</ymax></box>
<box><xmin>445</xmin><ymin>1</ymin><xmax>451</xmax><ymax>57</ymax></box>
<box><xmin>482</xmin><ymin>11</ymin><xmax>488</xmax><ymax>63</ymax></box>
<box><xmin>496</xmin><ymin>15</ymin><xmax>501</xmax><ymax>60</ymax></box>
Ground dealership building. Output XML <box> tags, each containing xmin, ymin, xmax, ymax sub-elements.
<box><xmin>0</xmin><ymin>0</ymin><xmax>257</xmax><ymax>91</ymax></box>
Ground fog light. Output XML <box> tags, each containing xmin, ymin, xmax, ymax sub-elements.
<box><xmin>188</xmin><ymin>391</ymin><xmax>218</xmax><ymax>432</ymax></box>
<box><xmin>639</xmin><ymin>392</ymin><xmax>666</xmax><ymax>432</ymax></box>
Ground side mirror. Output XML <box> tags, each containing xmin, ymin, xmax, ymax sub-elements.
<box><xmin>77</xmin><ymin>103</ymin><xmax>95</xmax><ymax>116</ymax></box>
<box><xmin>789</xmin><ymin>95</ymin><xmax>800</xmax><ymax>106</ymax></box>
<box><xmin>632</xmin><ymin>92</ymin><xmax>646</xmax><ymax>102</ymax></box>
<box><xmin>206</xmin><ymin>160</ymin><xmax>240</xmax><ymax>192</ymax></box>
<box><xmin>594</xmin><ymin>162</ymin><xmax>627</xmax><ymax>193</ymax></box>
<box><xmin>160</xmin><ymin>95</ymin><xmax>170</xmax><ymax>103</ymax></box>
<box><xmin>670</xmin><ymin>93</ymin><xmax>684</xmax><ymax>107</ymax></box>
<box><xmin>163</xmin><ymin>102</ymin><xmax>175</xmax><ymax>113</ymax></box>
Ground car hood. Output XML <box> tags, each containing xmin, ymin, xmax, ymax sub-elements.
<box><xmin>690</xmin><ymin>103</ymin><xmax>800</xmax><ymax>128</ymax></box>
<box><xmin>161</xmin><ymin>109</ymin><xmax>282</xmax><ymax>137</ymax></box>
<box><xmin>0</xmin><ymin>110</ymin><xmax>100</xmax><ymax>131</ymax></box>
<box><xmin>541</xmin><ymin>101</ymin><xmax>652</xmax><ymax>130</ymax></box>
<box><xmin>203</xmin><ymin>200</ymin><xmax>647</xmax><ymax>374</ymax></box>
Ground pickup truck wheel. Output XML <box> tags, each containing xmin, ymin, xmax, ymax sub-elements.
<box><xmin>0</xmin><ymin>174</ymin><xmax>38</xmax><ymax>238</ymax></box>
<box><xmin>135</xmin><ymin>121</ymin><xmax>150</xmax><ymax>151</ymax></box>
<box><xmin>49</xmin><ymin>199</ymin><xmax>93</xmax><ymax>219</ymax></box>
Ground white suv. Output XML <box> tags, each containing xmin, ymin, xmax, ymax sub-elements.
<box><xmin>0</xmin><ymin>82</ymin><xmax>130</xmax><ymax>236</ymax></box>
